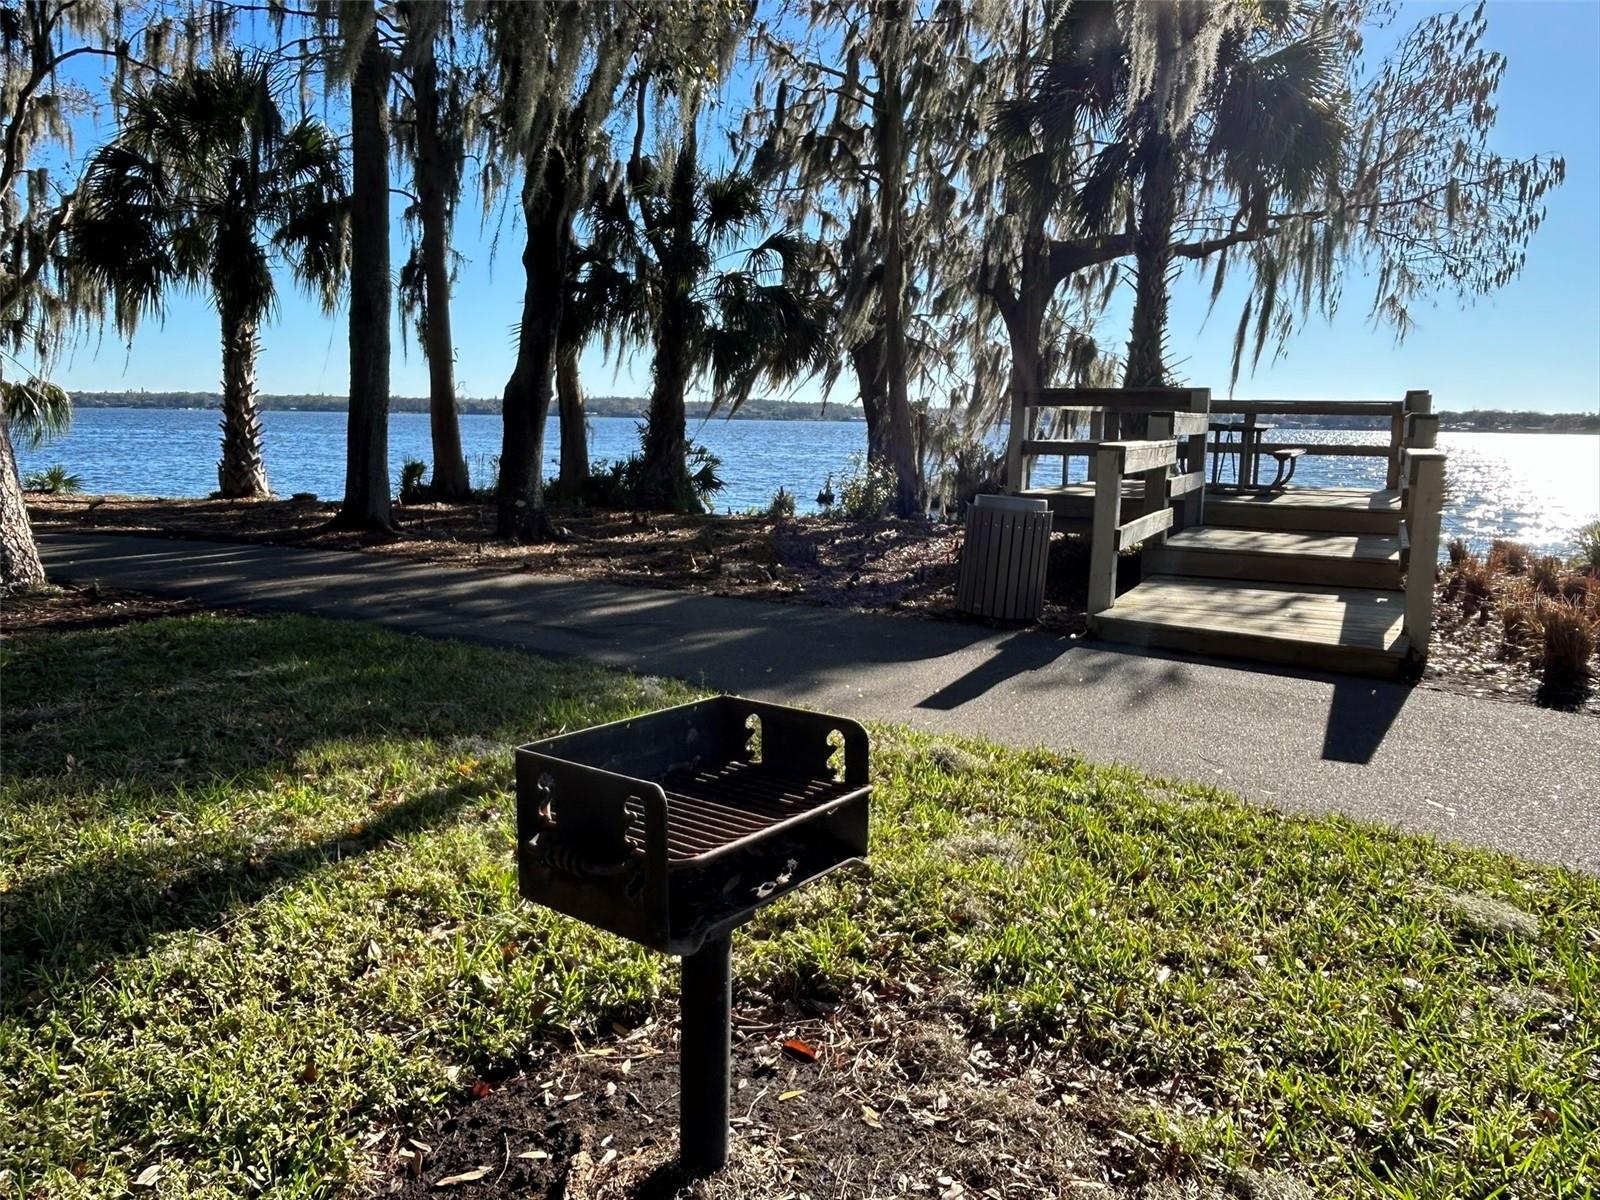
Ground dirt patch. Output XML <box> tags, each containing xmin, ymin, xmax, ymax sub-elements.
<box><xmin>372</xmin><ymin>994</ymin><xmax>1220</xmax><ymax>1200</ymax></box>
<box><xmin>0</xmin><ymin>579</ymin><xmax>213</xmax><ymax>640</ymax></box>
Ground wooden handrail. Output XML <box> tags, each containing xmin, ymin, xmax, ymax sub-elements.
<box><xmin>1210</xmin><ymin>399</ymin><xmax>1403</xmax><ymax>417</ymax></box>
<box><xmin>1104</xmin><ymin>440</ymin><xmax>1178</xmax><ymax>473</ymax></box>
<box><xmin>1402</xmin><ymin>448</ymin><xmax>1447</xmax><ymax>666</ymax></box>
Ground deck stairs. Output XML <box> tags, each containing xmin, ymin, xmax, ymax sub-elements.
<box><xmin>1006</xmin><ymin>388</ymin><xmax>1444</xmax><ymax>678</ymax></box>
<box><xmin>1101</xmin><ymin>490</ymin><xmax>1414</xmax><ymax>677</ymax></box>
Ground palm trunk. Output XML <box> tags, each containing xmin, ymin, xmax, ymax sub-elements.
<box><xmin>216</xmin><ymin>301</ymin><xmax>269</xmax><ymax>498</ymax></box>
<box><xmin>872</xmin><ymin>2</ymin><xmax>921</xmax><ymax>518</ymax></box>
<box><xmin>635</xmin><ymin>128</ymin><xmax>701</xmax><ymax>514</ymax></box>
<box><xmin>497</xmin><ymin>161</ymin><xmax>573</xmax><ymax>540</ymax></box>
<box><xmin>414</xmin><ymin>37</ymin><xmax>469</xmax><ymax>502</ymax></box>
<box><xmin>555</xmin><ymin>335</ymin><xmax>587</xmax><ymax>494</ymax></box>
<box><xmin>0</xmin><ymin>415</ymin><xmax>45</xmax><ymax>593</ymax></box>
<box><xmin>636</xmin><ymin>313</ymin><xmax>696</xmax><ymax>512</ymax></box>
<box><xmin>1123</xmin><ymin>133</ymin><xmax>1180</xmax><ymax>418</ymax></box>
<box><xmin>335</xmin><ymin>25</ymin><xmax>395</xmax><ymax>532</ymax></box>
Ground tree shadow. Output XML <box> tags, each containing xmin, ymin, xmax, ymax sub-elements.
<box><xmin>0</xmin><ymin>777</ymin><xmax>486</xmax><ymax>1012</ymax></box>
<box><xmin>916</xmin><ymin>629</ymin><xmax>1076</xmax><ymax>710</ymax></box>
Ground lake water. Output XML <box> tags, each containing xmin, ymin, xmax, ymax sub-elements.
<box><xmin>17</xmin><ymin>407</ymin><xmax>1600</xmax><ymax>557</ymax></box>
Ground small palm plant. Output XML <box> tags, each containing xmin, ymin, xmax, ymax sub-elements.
<box><xmin>71</xmin><ymin>55</ymin><xmax>348</xmax><ymax>498</ymax></box>
<box><xmin>23</xmin><ymin>464</ymin><xmax>83</xmax><ymax>494</ymax></box>
<box><xmin>577</xmin><ymin>122</ymin><xmax>833</xmax><ymax>513</ymax></box>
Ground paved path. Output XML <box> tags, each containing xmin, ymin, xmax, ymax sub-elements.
<box><xmin>38</xmin><ymin>533</ymin><xmax>1599</xmax><ymax>873</ymax></box>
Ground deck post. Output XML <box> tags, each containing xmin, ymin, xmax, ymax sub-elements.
<box><xmin>1005</xmin><ymin>391</ymin><xmax>1029</xmax><ymax>493</ymax></box>
<box><xmin>1391</xmin><ymin>390</ymin><xmax>1432</xmax><ymax>490</ymax></box>
<box><xmin>1087</xmin><ymin>444</ymin><xmax>1125</xmax><ymax>616</ymax></box>
<box><xmin>1403</xmin><ymin>449</ymin><xmax>1447</xmax><ymax>667</ymax></box>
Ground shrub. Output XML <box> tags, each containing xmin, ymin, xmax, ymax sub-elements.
<box><xmin>1559</xmin><ymin>572</ymin><xmax>1599</xmax><ymax>614</ymax></box>
<box><xmin>573</xmin><ymin>433</ymin><xmax>725</xmax><ymax>512</ymax></box>
<box><xmin>398</xmin><ymin>457</ymin><xmax>428</xmax><ymax>505</ymax></box>
<box><xmin>829</xmin><ymin>453</ymin><xmax>898</xmax><ymax>519</ymax></box>
<box><xmin>1529</xmin><ymin>555</ymin><xmax>1564</xmax><ymax>597</ymax></box>
<box><xmin>22</xmin><ymin>464</ymin><xmax>83</xmax><ymax>494</ymax></box>
<box><xmin>1536</xmin><ymin>598</ymin><xmax>1597</xmax><ymax>690</ymax></box>
<box><xmin>1572</xmin><ymin>519</ymin><xmax>1600</xmax><ymax>570</ymax></box>
<box><xmin>930</xmin><ymin>434</ymin><xmax>1005</xmax><ymax>515</ymax></box>
<box><xmin>1446</xmin><ymin>537</ymin><xmax>1470</xmax><ymax>566</ymax></box>
<box><xmin>767</xmin><ymin>486</ymin><xmax>796</xmax><ymax>522</ymax></box>
<box><xmin>1489</xmin><ymin>539</ymin><xmax>1531</xmax><ymax>575</ymax></box>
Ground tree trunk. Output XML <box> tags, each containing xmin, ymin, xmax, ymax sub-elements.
<box><xmin>555</xmin><ymin>335</ymin><xmax>588</xmax><ymax>494</ymax></box>
<box><xmin>0</xmin><ymin>415</ymin><xmax>45</xmax><ymax>593</ymax></box>
<box><xmin>334</xmin><ymin>25</ymin><xmax>395</xmax><ymax>533</ymax></box>
<box><xmin>872</xmin><ymin>2</ymin><xmax>922</xmax><ymax>518</ymax></box>
<box><xmin>634</xmin><ymin>127</ymin><xmax>701</xmax><ymax>514</ymax></box>
<box><xmin>497</xmin><ymin>162</ymin><xmax>572</xmax><ymax>540</ymax></box>
<box><xmin>850</xmin><ymin>332</ymin><xmax>890</xmax><ymax>464</ymax></box>
<box><xmin>1122</xmin><ymin>133</ymin><xmax>1180</xmax><ymax>431</ymax></box>
<box><xmin>636</xmin><ymin>312</ymin><xmax>697</xmax><ymax>512</ymax></box>
<box><xmin>215</xmin><ymin>301</ymin><xmax>270</xmax><ymax>498</ymax></box>
<box><xmin>414</xmin><ymin>35</ymin><xmax>470</xmax><ymax>502</ymax></box>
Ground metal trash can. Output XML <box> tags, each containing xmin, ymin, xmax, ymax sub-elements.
<box><xmin>955</xmin><ymin>493</ymin><xmax>1052</xmax><ymax>621</ymax></box>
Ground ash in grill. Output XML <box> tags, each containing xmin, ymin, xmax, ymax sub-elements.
<box><xmin>515</xmin><ymin>696</ymin><xmax>870</xmax><ymax>1176</ymax></box>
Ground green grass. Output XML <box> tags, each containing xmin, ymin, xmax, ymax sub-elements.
<box><xmin>2</xmin><ymin>615</ymin><xmax>1596</xmax><ymax>1199</ymax></box>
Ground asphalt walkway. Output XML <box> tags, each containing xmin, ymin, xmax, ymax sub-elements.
<box><xmin>37</xmin><ymin>532</ymin><xmax>1599</xmax><ymax>873</ymax></box>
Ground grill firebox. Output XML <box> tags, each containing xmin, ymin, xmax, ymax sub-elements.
<box><xmin>515</xmin><ymin>696</ymin><xmax>870</xmax><ymax>1175</ymax></box>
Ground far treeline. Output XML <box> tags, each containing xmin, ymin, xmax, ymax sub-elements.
<box><xmin>66</xmin><ymin>392</ymin><xmax>865</xmax><ymax>422</ymax></box>
<box><xmin>0</xmin><ymin>1</ymin><xmax>1570</xmax><ymax>592</ymax></box>
<box><xmin>65</xmin><ymin>393</ymin><xmax>1596</xmax><ymax>433</ymax></box>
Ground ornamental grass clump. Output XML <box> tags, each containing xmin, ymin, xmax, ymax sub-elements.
<box><xmin>1498</xmin><ymin>586</ymin><xmax>1541</xmax><ymax>656</ymax></box>
<box><xmin>1446</xmin><ymin>536</ymin><xmax>1470</xmax><ymax>566</ymax></box>
<box><xmin>1528</xmin><ymin>554</ymin><xmax>1564</xmax><ymax>597</ymax></box>
<box><xmin>1454</xmin><ymin>555</ymin><xmax>1494</xmax><ymax>619</ymax></box>
<box><xmin>1536</xmin><ymin>597</ymin><xmax>1597</xmax><ymax>691</ymax></box>
<box><xmin>1488</xmin><ymin>539</ymin><xmax>1531</xmax><ymax>575</ymax></box>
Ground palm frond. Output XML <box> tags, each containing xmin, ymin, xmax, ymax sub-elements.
<box><xmin>1</xmin><ymin>378</ymin><xmax>72</xmax><ymax>448</ymax></box>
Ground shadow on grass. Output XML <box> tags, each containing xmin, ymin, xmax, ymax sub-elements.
<box><xmin>0</xmin><ymin>612</ymin><xmax>666</xmax><ymax>1008</ymax></box>
<box><xmin>0</xmin><ymin>774</ymin><xmax>487</xmax><ymax>1012</ymax></box>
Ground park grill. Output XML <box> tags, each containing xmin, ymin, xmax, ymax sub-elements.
<box><xmin>515</xmin><ymin>696</ymin><xmax>870</xmax><ymax>1176</ymax></box>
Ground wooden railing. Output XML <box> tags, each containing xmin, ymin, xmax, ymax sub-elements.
<box><xmin>1086</xmin><ymin>439</ymin><xmax>1185</xmax><ymax>616</ymax></box>
<box><xmin>1402</xmin><ymin>441</ymin><xmax>1447</xmax><ymax>665</ymax></box>
<box><xmin>1006</xmin><ymin>387</ymin><xmax>1210</xmax><ymax>491</ymax></box>
<box><xmin>1209</xmin><ymin>389</ymin><xmax>1434</xmax><ymax>490</ymax></box>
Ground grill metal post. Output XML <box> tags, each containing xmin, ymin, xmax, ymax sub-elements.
<box><xmin>679</xmin><ymin>933</ymin><xmax>732</xmax><ymax>1176</ymax></box>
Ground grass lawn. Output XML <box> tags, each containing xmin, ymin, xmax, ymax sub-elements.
<box><xmin>2</xmin><ymin>614</ymin><xmax>1595</xmax><ymax>1199</ymax></box>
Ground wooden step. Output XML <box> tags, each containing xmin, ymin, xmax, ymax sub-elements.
<box><xmin>1143</xmin><ymin>528</ymin><xmax>1404</xmax><ymax>589</ymax></box>
<box><xmin>1089</xmin><ymin>574</ymin><xmax>1410</xmax><ymax>678</ymax></box>
<box><xmin>1205</xmin><ymin>487</ymin><xmax>1402</xmax><ymax>535</ymax></box>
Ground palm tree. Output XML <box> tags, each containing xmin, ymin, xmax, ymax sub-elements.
<box><xmin>70</xmin><ymin>54</ymin><xmax>348</xmax><ymax>499</ymax></box>
<box><xmin>1073</xmin><ymin>7</ymin><xmax>1346</xmax><ymax>391</ymax></box>
<box><xmin>580</xmin><ymin>120</ymin><xmax>833</xmax><ymax>513</ymax></box>
<box><xmin>0</xmin><ymin>378</ymin><xmax>72</xmax><ymax>592</ymax></box>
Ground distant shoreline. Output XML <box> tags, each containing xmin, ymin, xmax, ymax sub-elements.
<box><xmin>62</xmin><ymin>394</ymin><xmax>1597</xmax><ymax>433</ymax></box>
<box><xmin>66</xmin><ymin>392</ymin><xmax>866</xmax><ymax>422</ymax></box>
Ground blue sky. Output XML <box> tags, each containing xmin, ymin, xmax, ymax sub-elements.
<box><xmin>44</xmin><ymin>0</ymin><xmax>1600</xmax><ymax>414</ymax></box>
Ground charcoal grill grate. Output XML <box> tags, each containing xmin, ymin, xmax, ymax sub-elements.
<box><xmin>514</xmin><ymin>696</ymin><xmax>871</xmax><ymax>1178</ymax></box>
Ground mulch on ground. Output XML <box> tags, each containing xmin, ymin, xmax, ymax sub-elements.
<box><xmin>0</xmin><ymin>578</ymin><xmax>213</xmax><ymax>640</ymax></box>
<box><xmin>376</xmin><ymin>988</ymin><xmax>1218</xmax><ymax>1200</ymax></box>
<box><xmin>26</xmin><ymin>493</ymin><xmax>1592</xmax><ymax>714</ymax></box>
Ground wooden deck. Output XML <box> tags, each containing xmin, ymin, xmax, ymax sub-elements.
<box><xmin>1093</xmin><ymin>574</ymin><xmax>1409</xmax><ymax>677</ymax></box>
<box><xmin>1205</xmin><ymin>486</ymin><xmax>1403</xmax><ymax>535</ymax></box>
<box><xmin>1142</xmin><ymin>527</ymin><xmax>1404</xmax><ymax>589</ymax></box>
